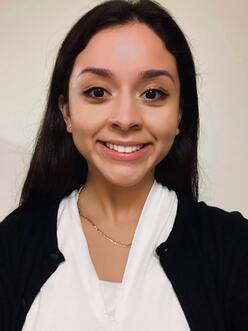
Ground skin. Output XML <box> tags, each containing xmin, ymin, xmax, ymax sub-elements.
<box><xmin>59</xmin><ymin>22</ymin><xmax>181</xmax><ymax>230</ymax></box>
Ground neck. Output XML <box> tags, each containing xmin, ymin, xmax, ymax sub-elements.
<box><xmin>78</xmin><ymin>174</ymin><xmax>155</xmax><ymax>227</ymax></box>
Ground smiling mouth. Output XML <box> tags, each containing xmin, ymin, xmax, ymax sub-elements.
<box><xmin>99</xmin><ymin>141</ymin><xmax>149</xmax><ymax>154</ymax></box>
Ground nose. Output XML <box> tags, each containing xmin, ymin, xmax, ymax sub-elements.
<box><xmin>108</xmin><ymin>93</ymin><xmax>143</xmax><ymax>132</ymax></box>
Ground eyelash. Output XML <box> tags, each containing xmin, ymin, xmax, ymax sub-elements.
<box><xmin>82</xmin><ymin>86</ymin><xmax>168</xmax><ymax>102</ymax></box>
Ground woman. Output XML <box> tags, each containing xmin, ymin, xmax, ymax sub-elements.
<box><xmin>1</xmin><ymin>0</ymin><xmax>247</xmax><ymax>330</ymax></box>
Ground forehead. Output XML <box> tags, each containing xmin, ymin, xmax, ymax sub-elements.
<box><xmin>70</xmin><ymin>22</ymin><xmax>179</xmax><ymax>86</ymax></box>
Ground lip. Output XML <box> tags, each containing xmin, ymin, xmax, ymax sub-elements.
<box><xmin>97</xmin><ymin>141</ymin><xmax>151</xmax><ymax>161</ymax></box>
<box><xmin>99</xmin><ymin>140</ymin><xmax>149</xmax><ymax>146</ymax></box>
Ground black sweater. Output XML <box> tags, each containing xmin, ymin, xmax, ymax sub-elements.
<box><xmin>0</xmin><ymin>195</ymin><xmax>248</xmax><ymax>331</ymax></box>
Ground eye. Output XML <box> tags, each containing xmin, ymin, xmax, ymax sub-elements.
<box><xmin>82</xmin><ymin>86</ymin><xmax>168</xmax><ymax>102</ymax></box>
<box><xmin>83</xmin><ymin>86</ymin><xmax>108</xmax><ymax>100</ymax></box>
<box><xmin>142</xmin><ymin>88</ymin><xmax>168</xmax><ymax>101</ymax></box>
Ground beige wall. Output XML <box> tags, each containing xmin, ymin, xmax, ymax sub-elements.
<box><xmin>0</xmin><ymin>0</ymin><xmax>247</xmax><ymax>220</ymax></box>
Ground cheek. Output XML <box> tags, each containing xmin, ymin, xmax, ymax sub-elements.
<box><xmin>69</xmin><ymin>101</ymin><xmax>105</xmax><ymax>134</ymax></box>
<box><xmin>152</xmin><ymin>117</ymin><xmax>179</xmax><ymax>165</ymax></box>
<box><xmin>148</xmin><ymin>112</ymin><xmax>179</xmax><ymax>141</ymax></box>
<box><xmin>69</xmin><ymin>109</ymin><xmax>105</xmax><ymax>157</ymax></box>
<box><xmin>69</xmin><ymin>98</ymin><xmax>108</xmax><ymax>131</ymax></box>
<box><xmin>69</xmin><ymin>117</ymin><xmax>93</xmax><ymax>153</ymax></box>
<box><xmin>71</xmin><ymin>118</ymin><xmax>97</xmax><ymax>134</ymax></box>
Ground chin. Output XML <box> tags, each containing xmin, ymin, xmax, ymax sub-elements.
<box><xmin>89</xmin><ymin>160</ymin><xmax>154</xmax><ymax>187</ymax></box>
<box><xmin>102</xmin><ymin>170</ymin><xmax>152</xmax><ymax>188</ymax></box>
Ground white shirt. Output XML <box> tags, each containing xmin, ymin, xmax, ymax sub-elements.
<box><xmin>22</xmin><ymin>180</ymin><xmax>190</xmax><ymax>330</ymax></box>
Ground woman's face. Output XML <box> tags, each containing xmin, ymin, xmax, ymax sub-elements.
<box><xmin>59</xmin><ymin>22</ymin><xmax>181</xmax><ymax>187</ymax></box>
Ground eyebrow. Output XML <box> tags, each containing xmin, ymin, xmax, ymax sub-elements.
<box><xmin>77</xmin><ymin>66</ymin><xmax>175</xmax><ymax>84</ymax></box>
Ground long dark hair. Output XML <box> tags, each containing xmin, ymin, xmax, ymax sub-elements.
<box><xmin>20</xmin><ymin>0</ymin><xmax>199</xmax><ymax>206</ymax></box>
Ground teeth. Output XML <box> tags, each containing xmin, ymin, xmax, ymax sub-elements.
<box><xmin>106</xmin><ymin>143</ymin><xmax>143</xmax><ymax>153</ymax></box>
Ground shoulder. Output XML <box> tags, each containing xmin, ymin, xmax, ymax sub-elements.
<box><xmin>176</xmin><ymin>195</ymin><xmax>248</xmax><ymax>259</ymax></box>
<box><xmin>177</xmin><ymin>195</ymin><xmax>248</xmax><ymax>233</ymax></box>
<box><xmin>194</xmin><ymin>199</ymin><xmax>248</xmax><ymax>240</ymax></box>
<box><xmin>195</xmin><ymin>199</ymin><xmax>247</xmax><ymax>222</ymax></box>
<box><xmin>0</xmin><ymin>200</ymin><xmax>60</xmax><ymax>233</ymax></box>
<box><xmin>0</xmin><ymin>200</ymin><xmax>61</xmax><ymax>261</ymax></box>
<box><xmin>0</xmin><ymin>204</ymin><xmax>32</xmax><ymax>244</ymax></box>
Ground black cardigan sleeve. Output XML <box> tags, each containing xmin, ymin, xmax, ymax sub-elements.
<box><xmin>0</xmin><ymin>209</ymin><xmax>21</xmax><ymax>331</ymax></box>
<box><xmin>224</xmin><ymin>210</ymin><xmax>248</xmax><ymax>330</ymax></box>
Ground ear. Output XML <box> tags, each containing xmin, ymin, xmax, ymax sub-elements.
<box><xmin>58</xmin><ymin>94</ymin><xmax>72</xmax><ymax>133</ymax></box>
<box><xmin>176</xmin><ymin>111</ymin><xmax>182</xmax><ymax>136</ymax></box>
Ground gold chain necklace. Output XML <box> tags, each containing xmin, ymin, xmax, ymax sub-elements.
<box><xmin>77</xmin><ymin>186</ymin><xmax>132</xmax><ymax>248</ymax></box>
